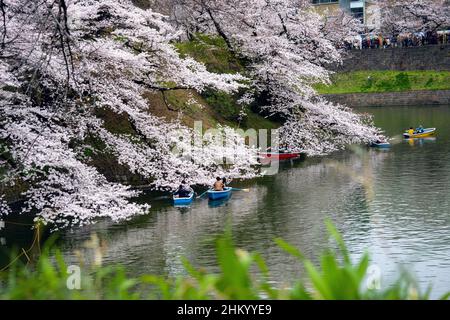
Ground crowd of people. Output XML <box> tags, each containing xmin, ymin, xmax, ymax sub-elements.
<box><xmin>345</xmin><ymin>30</ymin><xmax>450</xmax><ymax>50</ymax></box>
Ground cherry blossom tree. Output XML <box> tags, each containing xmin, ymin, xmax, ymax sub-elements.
<box><xmin>0</xmin><ymin>0</ymin><xmax>256</xmax><ymax>229</ymax></box>
<box><xmin>377</xmin><ymin>0</ymin><xmax>450</xmax><ymax>36</ymax></box>
<box><xmin>172</xmin><ymin>0</ymin><xmax>379</xmax><ymax>154</ymax></box>
<box><xmin>317</xmin><ymin>5</ymin><xmax>364</xmax><ymax>49</ymax></box>
<box><xmin>278</xmin><ymin>98</ymin><xmax>378</xmax><ymax>155</ymax></box>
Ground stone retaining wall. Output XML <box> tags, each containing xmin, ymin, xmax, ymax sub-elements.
<box><xmin>333</xmin><ymin>45</ymin><xmax>450</xmax><ymax>72</ymax></box>
<box><xmin>324</xmin><ymin>90</ymin><xmax>450</xmax><ymax>107</ymax></box>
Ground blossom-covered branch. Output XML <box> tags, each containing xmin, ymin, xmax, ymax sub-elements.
<box><xmin>377</xmin><ymin>0</ymin><xmax>450</xmax><ymax>36</ymax></box>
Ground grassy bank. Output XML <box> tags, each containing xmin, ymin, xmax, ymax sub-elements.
<box><xmin>316</xmin><ymin>71</ymin><xmax>450</xmax><ymax>94</ymax></box>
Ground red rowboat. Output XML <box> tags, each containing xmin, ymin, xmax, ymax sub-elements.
<box><xmin>258</xmin><ymin>152</ymin><xmax>301</xmax><ymax>161</ymax></box>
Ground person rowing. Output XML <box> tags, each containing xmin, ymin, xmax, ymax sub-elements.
<box><xmin>174</xmin><ymin>180</ymin><xmax>193</xmax><ymax>198</ymax></box>
<box><xmin>213</xmin><ymin>177</ymin><xmax>224</xmax><ymax>191</ymax></box>
<box><xmin>407</xmin><ymin>127</ymin><xmax>414</xmax><ymax>135</ymax></box>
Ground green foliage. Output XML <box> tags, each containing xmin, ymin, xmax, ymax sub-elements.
<box><xmin>83</xmin><ymin>147</ymin><xmax>94</xmax><ymax>157</ymax></box>
<box><xmin>0</xmin><ymin>243</ymin><xmax>142</xmax><ymax>300</ymax></box>
<box><xmin>394</xmin><ymin>72</ymin><xmax>412</xmax><ymax>90</ymax></box>
<box><xmin>202</xmin><ymin>89</ymin><xmax>242</xmax><ymax>122</ymax></box>
<box><xmin>175</xmin><ymin>34</ymin><xmax>244</xmax><ymax>74</ymax></box>
<box><xmin>276</xmin><ymin>221</ymin><xmax>370</xmax><ymax>300</ymax></box>
<box><xmin>94</xmin><ymin>108</ymin><xmax>137</xmax><ymax>136</ymax></box>
<box><xmin>0</xmin><ymin>140</ymin><xmax>10</xmax><ymax>180</ymax></box>
<box><xmin>1</xmin><ymin>221</ymin><xmax>446</xmax><ymax>300</ymax></box>
<box><xmin>200</xmin><ymin>89</ymin><xmax>279</xmax><ymax>129</ymax></box>
<box><xmin>316</xmin><ymin>71</ymin><xmax>450</xmax><ymax>94</ymax></box>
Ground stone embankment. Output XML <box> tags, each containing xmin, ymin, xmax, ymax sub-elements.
<box><xmin>325</xmin><ymin>45</ymin><xmax>450</xmax><ymax>107</ymax></box>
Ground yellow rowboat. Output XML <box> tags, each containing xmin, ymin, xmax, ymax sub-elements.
<box><xmin>403</xmin><ymin>128</ymin><xmax>436</xmax><ymax>139</ymax></box>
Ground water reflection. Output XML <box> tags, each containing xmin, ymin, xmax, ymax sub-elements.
<box><xmin>175</xmin><ymin>206</ymin><xmax>192</xmax><ymax>214</ymax></box>
<box><xmin>208</xmin><ymin>194</ymin><xmax>232</xmax><ymax>208</ymax></box>
<box><xmin>406</xmin><ymin>137</ymin><xmax>437</xmax><ymax>147</ymax></box>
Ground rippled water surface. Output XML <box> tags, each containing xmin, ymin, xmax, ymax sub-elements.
<box><xmin>4</xmin><ymin>105</ymin><xmax>450</xmax><ymax>297</ymax></box>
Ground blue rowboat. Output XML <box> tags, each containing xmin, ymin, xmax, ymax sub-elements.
<box><xmin>370</xmin><ymin>141</ymin><xmax>391</xmax><ymax>148</ymax></box>
<box><xmin>173</xmin><ymin>191</ymin><xmax>194</xmax><ymax>206</ymax></box>
<box><xmin>207</xmin><ymin>187</ymin><xmax>232</xmax><ymax>200</ymax></box>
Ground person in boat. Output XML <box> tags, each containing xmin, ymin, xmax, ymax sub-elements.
<box><xmin>373</xmin><ymin>136</ymin><xmax>387</xmax><ymax>145</ymax></box>
<box><xmin>278</xmin><ymin>144</ymin><xmax>288</xmax><ymax>154</ymax></box>
<box><xmin>222</xmin><ymin>177</ymin><xmax>227</xmax><ymax>188</ymax></box>
<box><xmin>407</xmin><ymin>127</ymin><xmax>414</xmax><ymax>135</ymax></box>
<box><xmin>213</xmin><ymin>177</ymin><xmax>224</xmax><ymax>191</ymax></box>
<box><xmin>416</xmin><ymin>125</ymin><xmax>424</xmax><ymax>133</ymax></box>
<box><xmin>174</xmin><ymin>180</ymin><xmax>193</xmax><ymax>198</ymax></box>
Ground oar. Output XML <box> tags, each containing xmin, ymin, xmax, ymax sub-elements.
<box><xmin>231</xmin><ymin>187</ymin><xmax>250</xmax><ymax>192</ymax></box>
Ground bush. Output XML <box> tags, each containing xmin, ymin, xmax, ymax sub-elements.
<box><xmin>394</xmin><ymin>72</ymin><xmax>411</xmax><ymax>90</ymax></box>
<box><xmin>202</xmin><ymin>89</ymin><xmax>243</xmax><ymax>123</ymax></box>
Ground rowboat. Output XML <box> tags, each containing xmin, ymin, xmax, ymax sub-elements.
<box><xmin>370</xmin><ymin>141</ymin><xmax>391</xmax><ymax>148</ymax></box>
<box><xmin>258</xmin><ymin>152</ymin><xmax>302</xmax><ymax>161</ymax></box>
<box><xmin>207</xmin><ymin>187</ymin><xmax>232</xmax><ymax>200</ymax></box>
<box><xmin>403</xmin><ymin>128</ymin><xmax>436</xmax><ymax>139</ymax></box>
<box><xmin>173</xmin><ymin>191</ymin><xmax>194</xmax><ymax>206</ymax></box>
